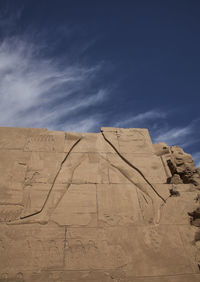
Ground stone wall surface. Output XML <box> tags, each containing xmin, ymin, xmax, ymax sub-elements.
<box><xmin>0</xmin><ymin>127</ymin><xmax>200</xmax><ymax>282</ymax></box>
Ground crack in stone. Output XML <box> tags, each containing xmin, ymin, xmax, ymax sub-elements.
<box><xmin>16</xmin><ymin>137</ymin><xmax>82</xmax><ymax>220</ymax></box>
<box><xmin>101</xmin><ymin>131</ymin><xmax>166</xmax><ymax>203</ymax></box>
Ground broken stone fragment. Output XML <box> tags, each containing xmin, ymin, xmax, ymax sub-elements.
<box><xmin>191</xmin><ymin>172</ymin><xmax>200</xmax><ymax>187</ymax></box>
<box><xmin>0</xmin><ymin>127</ymin><xmax>200</xmax><ymax>279</ymax></box>
<box><xmin>191</xmin><ymin>218</ymin><xmax>200</xmax><ymax>227</ymax></box>
<box><xmin>153</xmin><ymin>142</ymin><xmax>170</xmax><ymax>156</ymax></box>
<box><xmin>169</xmin><ymin>174</ymin><xmax>183</xmax><ymax>184</ymax></box>
<box><xmin>169</xmin><ymin>186</ymin><xmax>180</xmax><ymax>197</ymax></box>
<box><xmin>188</xmin><ymin>208</ymin><xmax>200</xmax><ymax>219</ymax></box>
<box><xmin>163</xmin><ymin>145</ymin><xmax>200</xmax><ymax>185</ymax></box>
<box><xmin>188</xmin><ymin>207</ymin><xmax>200</xmax><ymax>227</ymax></box>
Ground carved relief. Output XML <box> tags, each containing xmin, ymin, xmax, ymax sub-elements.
<box><xmin>65</xmin><ymin>227</ymin><xmax>130</xmax><ymax>270</ymax></box>
<box><xmin>0</xmin><ymin>205</ymin><xmax>23</xmax><ymax>222</ymax></box>
<box><xmin>2</xmin><ymin>129</ymin><xmax>167</xmax><ymax>227</ymax></box>
<box><xmin>24</xmin><ymin>135</ymin><xmax>56</xmax><ymax>152</ymax></box>
<box><xmin>143</xmin><ymin>226</ymin><xmax>162</xmax><ymax>252</ymax></box>
<box><xmin>0</xmin><ymin>127</ymin><xmax>199</xmax><ymax>280</ymax></box>
<box><xmin>0</xmin><ymin>272</ymin><xmax>24</xmax><ymax>281</ymax></box>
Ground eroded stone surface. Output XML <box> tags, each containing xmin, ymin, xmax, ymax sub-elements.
<box><xmin>0</xmin><ymin>126</ymin><xmax>200</xmax><ymax>281</ymax></box>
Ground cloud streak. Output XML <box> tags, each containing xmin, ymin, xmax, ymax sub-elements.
<box><xmin>0</xmin><ymin>5</ymin><xmax>199</xmax><ymax>167</ymax></box>
<box><xmin>115</xmin><ymin>109</ymin><xmax>200</xmax><ymax>167</ymax></box>
<box><xmin>192</xmin><ymin>152</ymin><xmax>200</xmax><ymax>168</ymax></box>
<box><xmin>152</xmin><ymin>120</ymin><xmax>200</xmax><ymax>167</ymax></box>
<box><xmin>115</xmin><ymin>110</ymin><xmax>166</xmax><ymax>127</ymax></box>
<box><xmin>153</xmin><ymin>120</ymin><xmax>199</xmax><ymax>148</ymax></box>
<box><xmin>154</xmin><ymin>126</ymin><xmax>192</xmax><ymax>145</ymax></box>
<box><xmin>0</xmin><ymin>36</ymin><xmax>107</xmax><ymax>132</ymax></box>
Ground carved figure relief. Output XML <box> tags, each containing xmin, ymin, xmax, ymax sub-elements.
<box><xmin>24</xmin><ymin>135</ymin><xmax>56</xmax><ymax>152</ymax></box>
<box><xmin>6</xmin><ymin>129</ymin><xmax>166</xmax><ymax>226</ymax></box>
<box><xmin>0</xmin><ymin>127</ymin><xmax>199</xmax><ymax>280</ymax></box>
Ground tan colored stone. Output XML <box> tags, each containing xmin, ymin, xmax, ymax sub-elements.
<box><xmin>51</xmin><ymin>184</ymin><xmax>97</xmax><ymax>226</ymax></box>
<box><xmin>71</xmin><ymin>133</ymin><xmax>115</xmax><ymax>153</ymax></box>
<box><xmin>122</xmin><ymin>154</ymin><xmax>167</xmax><ymax>183</ymax></box>
<box><xmin>97</xmin><ymin>184</ymin><xmax>142</xmax><ymax>226</ymax></box>
<box><xmin>0</xmin><ymin>150</ymin><xmax>29</xmax><ymax>206</ymax></box>
<box><xmin>155</xmin><ymin>143</ymin><xmax>200</xmax><ymax>186</ymax></box>
<box><xmin>153</xmin><ymin>142</ymin><xmax>170</xmax><ymax>156</ymax></box>
<box><xmin>65</xmin><ymin>226</ymin><xmax>192</xmax><ymax>276</ymax></box>
<box><xmin>26</xmin><ymin>151</ymin><xmax>64</xmax><ymax>183</ymax></box>
<box><xmin>28</xmin><ymin>270</ymin><xmax>114</xmax><ymax>282</ymax></box>
<box><xmin>172</xmin><ymin>183</ymin><xmax>196</xmax><ymax>192</ymax></box>
<box><xmin>24</xmin><ymin>130</ymin><xmax>65</xmax><ymax>153</ymax></box>
<box><xmin>20</xmin><ymin>183</ymin><xmax>61</xmax><ymax>217</ymax></box>
<box><xmin>0</xmin><ymin>126</ymin><xmax>199</xmax><ymax>281</ymax></box>
<box><xmin>0</xmin><ymin>127</ymin><xmax>47</xmax><ymax>150</ymax></box>
<box><xmin>65</xmin><ymin>227</ymin><xmax>131</xmax><ymax>270</ymax></box>
<box><xmin>178</xmin><ymin>225</ymin><xmax>200</xmax><ymax>273</ymax></box>
<box><xmin>159</xmin><ymin>190</ymin><xmax>199</xmax><ymax>225</ymax></box>
<box><xmin>0</xmin><ymin>223</ymin><xmax>65</xmax><ymax>273</ymax></box>
<box><xmin>101</xmin><ymin>127</ymin><xmax>154</xmax><ymax>154</ymax></box>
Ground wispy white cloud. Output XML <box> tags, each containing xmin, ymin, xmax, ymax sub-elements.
<box><xmin>154</xmin><ymin>126</ymin><xmax>192</xmax><ymax>145</ymax></box>
<box><xmin>58</xmin><ymin>117</ymin><xmax>100</xmax><ymax>133</ymax></box>
<box><xmin>153</xmin><ymin>120</ymin><xmax>200</xmax><ymax>167</ymax></box>
<box><xmin>0</xmin><ymin>37</ymin><xmax>107</xmax><ymax>131</ymax></box>
<box><xmin>115</xmin><ymin>110</ymin><xmax>166</xmax><ymax>127</ymax></box>
<box><xmin>192</xmin><ymin>152</ymin><xmax>200</xmax><ymax>168</ymax></box>
<box><xmin>153</xmin><ymin>120</ymin><xmax>200</xmax><ymax>148</ymax></box>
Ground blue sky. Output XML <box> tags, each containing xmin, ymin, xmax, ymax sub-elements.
<box><xmin>0</xmin><ymin>0</ymin><xmax>199</xmax><ymax>166</ymax></box>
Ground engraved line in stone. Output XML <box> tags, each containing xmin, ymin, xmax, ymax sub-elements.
<box><xmin>101</xmin><ymin>130</ymin><xmax>166</xmax><ymax>203</ymax></box>
<box><xmin>20</xmin><ymin>137</ymin><xmax>82</xmax><ymax>219</ymax></box>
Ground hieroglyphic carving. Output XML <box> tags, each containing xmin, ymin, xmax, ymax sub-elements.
<box><xmin>24</xmin><ymin>135</ymin><xmax>56</xmax><ymax>152</ymax></box>
<box><xmin>0</xmin><ymin>205</ymin><xmax>23</xmax><ymax>222</ymax></box>
<box><xmin>6</xmin><ymin>130</ymin><xmax>166</xmax><ymax>225</ymax></box>
<box><xmin>65</xmin><ymin>235</ymin><xmax>128</xmax><ymax>270</ymax></box>
<box><xmin>0</xmin><ymin>127</ymin><xmax>199</xmax><ymax>280</ymax></box>
<box><xmin>0</xmin><ymin>272</ymin><xmax>24</xmax><ymax>281</ymax></box>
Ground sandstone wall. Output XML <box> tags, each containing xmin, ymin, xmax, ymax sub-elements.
<box><xmin>0</xmin><ymin>127</ymin><xmax>199</xmax><ymax>282</ymax></box>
